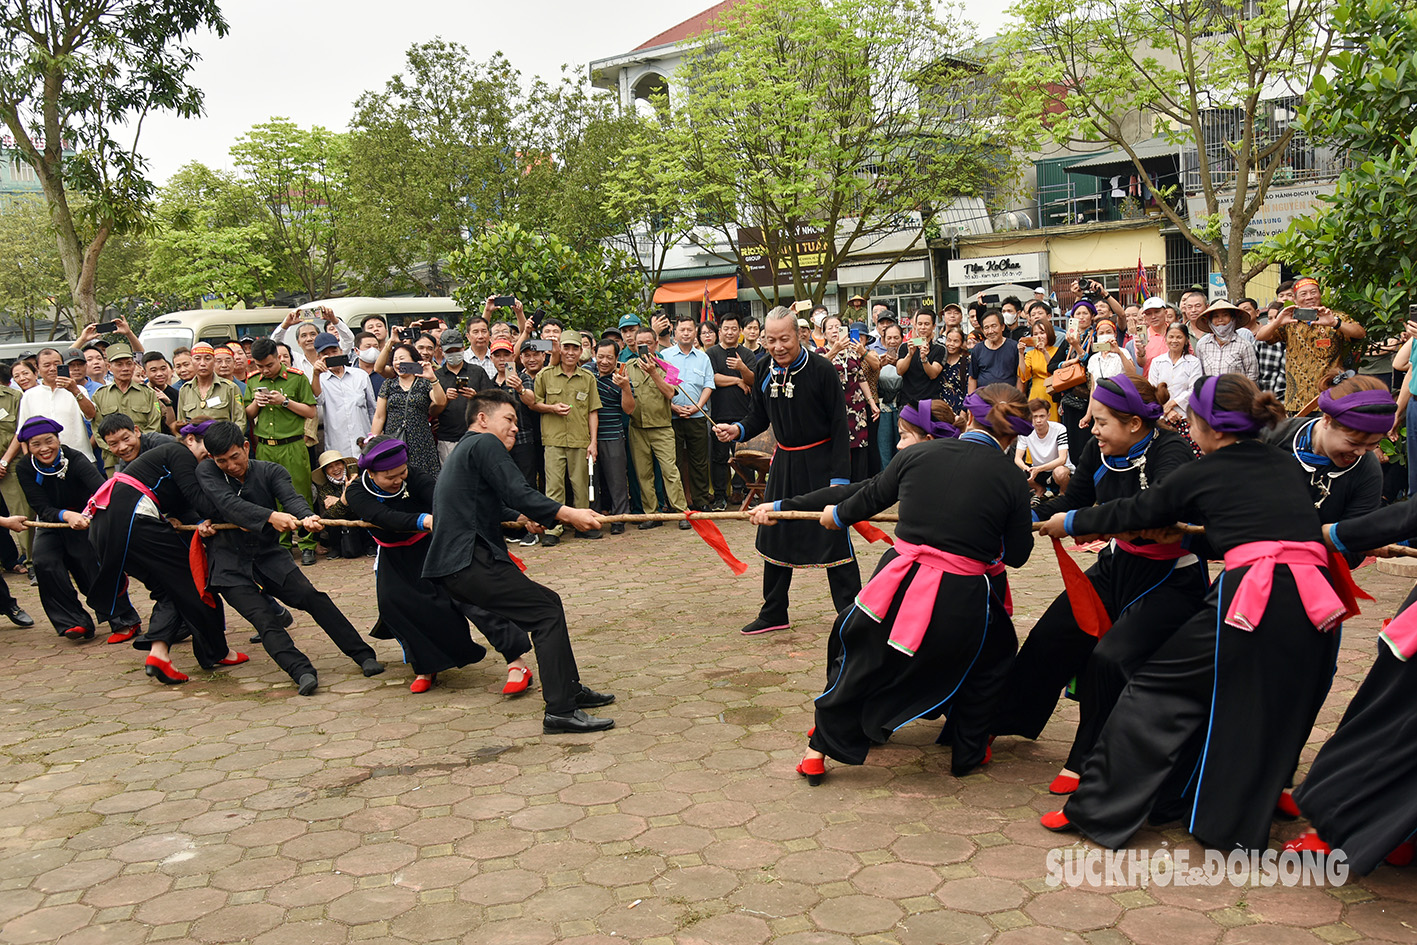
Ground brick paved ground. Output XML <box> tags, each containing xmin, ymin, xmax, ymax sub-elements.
<box><xmin>1</xmin><ymin>524</ymin><xmax>1415</xmax><ymax>944</ymax></box>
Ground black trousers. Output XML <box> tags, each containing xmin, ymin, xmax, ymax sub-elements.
<box><xmin>32</xmin><ymin>528</ymin><xmax>140</xmax><ymax>634</ymax></box>
<box><xmin>243</xmin><ymin>564</ymin><xmax>376</xmax><ymax>668</ymax></box>
<box><xmin>215</xmin><ymin>580</ymin><xmax>316</xmax><ymax>681</ymax></box>
<box><xmin>710</xmin><ymin>437</ymin><xmax>735</xmax><ymax>501</ymax></box>
<box><xmin>439</xmin><ymin>545</ymin><xmax>583</xmax><ymax>714</ymax></box>
<box><xmin>457</xmin><ymin>602</ymin><xmax>533</xmax><ymax>664</ymax></box>
<box><xmin>509</xmin><ymin>441</ymin><xmax>541</xmax><ymax>492</ymax></box>
<box><xmin>761</xmin><ymin>560</ymin><xmax>862</xmax><ymax>674</ymax></box>
<box><xmin>672</xmin><ymin>416</ymin><xmax>712</xmax><ymax>508</ymax></box>
<box><xmin>936</xmin><ymin>598</ymin><xmax>1020</xmax><ymax>774</ymax></box>
<box><xmin>89</xmin><ymin>505</ymin><xmax>229</xmax><ymax>668</ymax></box>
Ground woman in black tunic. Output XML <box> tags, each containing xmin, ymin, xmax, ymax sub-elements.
<box><xmin>16</xmin><ymin>418</ymin><xmax>142</xmax><ymax>642</ymax></box>
<box><xmin>993</xmin><ymin>373</ymin><xmax>1206</xmax><ymax>795</ymax></box>
<box><xmin>1283</xmin><ymin>387</ymin><xmax>1416</xmax><ymax>874</ymax></box>
<box><xmin>344</xmin><ymin>437</ymin><xmax>488</xmax><ymax>693</ymax></box>
<box><xmin>775</xmin><ymin>384</ymin><xmax>1034</xmax><ymax>784</ymax></box>
<box><xmin>1037</xmin><ymin>374</ymin><xmax>1352</xmax><ymax>851</ymax></box>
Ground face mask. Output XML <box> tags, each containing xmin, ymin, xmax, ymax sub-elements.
<box><xmin>1003</xmin><ymin>311</ymin><xmax>1018</xmax><ymax>326</ymax></box>
<box><xmin>444</xmin><ymin>351</ymin><xmax>464</xmax><ymax>367</ymax></box>
<box><xmin>357</xmin><ymin>348</ymin><xmax>379</xmax><ymax>365</ymax></box>
<box><xmin>1211</xmin><ymin>320</ymin><xmax>1236</xmax><ymax>342</ymax></box>
<box><xmin>1097</xmin><ymin>334</ymin><xmax>1115</xmax><ymax>345</ymax></box>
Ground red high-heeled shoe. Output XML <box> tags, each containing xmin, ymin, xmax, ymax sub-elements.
<box><xmin>1040</xmin><ymin>810</ymin><xmax>1074</xmax><ymax>832</ymax></box>
<box><xmin>502</xmin><ymin>665</ymin><xmax>532</xmax><ymax>695</ymax></box>
<box><xmin>144</xmin><ymin>655</ymin><xmax>188</xmax><ymax>685</ymax></box>
<box><xmin>1283</xmin><ymin>832</ymin><xmax>1331</xmax><ymax>855</ymax></box>
<box><xmin>1049</xmin><ymin>774</ymin><xmax>1080</xmax><ymax>795</ymax></box>
<box><xmin>797</xmin><ymin>756</ymin><xmax>826</xmax><ymax>786</ymax></box>
<box><xmin>410</xmin><ymin>674</ymin><xmax>437</xmax><ymax>694</ymax></box>
<box><xmin>106</xmin><ymin>625</ymin><xmax>139</xmax><ymax>644</ymax></box>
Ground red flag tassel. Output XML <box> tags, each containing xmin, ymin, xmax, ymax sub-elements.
<box><xmin>188</xmin><ymin>531</ymin><xmax>218</xmax><ymax>608</ymax></box>
<box><xmin>1051</xmin><ymin>538</ymin><xmax>1111</xmax><ymax>638</ymax></box>
<box><xmin>851</xmin><ymin>521</ymin><xmax>894</xmax><ymax>545</ymax></box>
<box><xmin>1325</xmin><ymin>549</ymin><xmax>1372</xmax><ymax>622</ymax></box>
<box><xmin>686</xmin><ymin>512</ymin><xmax>749</xmax><ymax>575</ymax></box>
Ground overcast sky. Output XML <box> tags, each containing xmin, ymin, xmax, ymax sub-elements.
<box><xmin>139</xmin><ymin>0</ymin><xmax>1012</xmax><ymax>184</ymax></box>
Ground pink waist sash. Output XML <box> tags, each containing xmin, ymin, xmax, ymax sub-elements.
<box><xmin>1115</xmin><ymin>538</ymin><xmax>1192</xmax><ymax>561</ymax></box>
<box><xmin>372</xmin><ymin>531</ymin><xmax>429</xmax><ymax>549</ymax></box>
<box><xmin>857</xmin><ymin>539</ymin><xmax>1005</xmax><ymax>657</ymax></box>
<box><xmin>1221</xmin><ymin>540</ymin><xmax>1345</xmax><ymax>633</ymax></box>
<box><xmin>84</xmin><ymin>473</ymin><xmax>160</xmax><ymax>518</ymax></box>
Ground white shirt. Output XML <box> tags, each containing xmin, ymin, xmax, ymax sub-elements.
<box><xmin>1019</xmin><ymin>421</ymin><xmax>1073</xmax><ymax>471</ymax></box>
<box><xmin>315</xmin><ymin>368</ymin><xmax>376</xmax><ymax>458</ymax></box>
<box><xmin>275</xmin><ymin>320</ymin><xmax>356</xmax><ymax>376</ymax></box>
<box><xmin>1086</xmin><ymin>351</ymin><xmax>1126</xmax><ymax>384</ymax></box>
<box><xmin>1147</xmin><ymin>352</ymin><xmax>1204</xmax><ymax>412</ymax></box>
<box><xmin>17</xmin><ymin>383</ymin><xmax>89</xmax><ymax>455</ymax></box>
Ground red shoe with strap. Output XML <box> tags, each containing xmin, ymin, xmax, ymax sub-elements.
<box><xmin>106</xmin><ymin>625</ymin><xmax>139</xmax><ymax>644</ymax></box>
<box><xmin>502</xmin><ymin>665</ymin><xmax>533</xmax><ymax>695</ymax></box>
<box><xmin>144</xmin><ymin>655</ymin><xmax>188</xmax><ymax>685</ymax></box>
<box><xmin>1283</xmin><ymin>832</ymin><xmax>1331</xmax><ymax>855</ymax></box>
<box><xmin>797</xmin><ymin>756</ymin><xmax>826</xmax><ymax>786</ymax></box>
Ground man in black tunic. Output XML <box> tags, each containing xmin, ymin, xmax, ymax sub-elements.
<box><xmin>191</xmin><ymin>421</ymin><xmax>385</xmax><ymax>695</ymax></box>
<box><xmin>714</xmin><ymin>306</ymin><xmax>861</xmax><ymax>636</ymax></box>
<box><xmin>424</xmin><ymin>389</ymin><xmax>616</xmax><ymax>734</ymax></box>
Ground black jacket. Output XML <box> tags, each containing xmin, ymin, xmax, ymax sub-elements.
<box><xmin>196</xmin><ymin>458</ymin><xmax>313</xmax><ymax>587</ymax></box>
<box><xmin>19</xmin><ymin>446</ymin><xmax>105</xmax><ymax>523</ymax></box>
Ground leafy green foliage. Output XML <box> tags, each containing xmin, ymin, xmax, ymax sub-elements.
<box><xmin>0</xmin><ymin>0</ymin><xmax>228</xmax><ymax>323</ymax></box>
<box><xmin>606</xmin><ymin>0</ymin><xmax>1006</xmax><ymax>305</ymax></box>
<box><xmin>1268</xmin><ymin>0</ymin><xmax>1417</xmax><ymax>336</ymax></box>
<box><xmin>447</xmin><ymin>222</ymin><xmax>647</xmax><ymax>335</ymax></box>
<box><xmin>992</xmin><ymin>0</ymin><xmax>1332</xmax><ymax>296</ymax></box>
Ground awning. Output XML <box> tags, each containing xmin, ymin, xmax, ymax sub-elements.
<box><xmin>653</xmin><ymin>275</ymin><xmax>739</xmax><ymax>304</ymax></box>
<box><xmin>1063</xmin><ymin>137</ymin><xmax>1178</xmax><ymax>177</ymax></box>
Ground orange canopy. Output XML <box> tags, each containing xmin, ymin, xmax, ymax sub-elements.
<box><xmin>652</xmin><ymin>275</ymin><xmax>738</xmax><ymax>304</ymax></box>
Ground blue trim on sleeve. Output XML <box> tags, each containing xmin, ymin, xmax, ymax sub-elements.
<box><xmin>773</xmin><ymin>500</ymin><xmax>782</xmax><ymax>512</ymax></box>
<box><xmin>829</xmin><ymin>478</ymin><xmax>848</xmax><ymax>486</ymax></box>
<box><xmin>735</xmin><ymin>422</ymin><xmax>745</xmax><ymax>441</ymax></box>
<box><xmin>418</xmin><ymin>514</ymin><xmax>429</xmax><ymax>531</ymax></box>
<box><xmin>832</xmin><ymin>506</ymin><xmax>844</xmax><ymax>529</ymax></box>
<box><xmin>1031</xmin><ymin>510</ymin><xmax>1040</xmax><ymax>523</ymax></box>
<box><xmin>1064</xmin><ymin>510</ymin><xmax>1078</xmax><ymax>536</ymax></box>
<box><xmin>1328</xmin><ymin>524</ymin><xmax>1349</xmax><ymax>555</ymax></box>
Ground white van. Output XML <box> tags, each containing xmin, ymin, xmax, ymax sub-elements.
<box><xmin>0</xmin><ymin>340</ymin><xmax>75</xmax><ymax>363</ymax></box>
<box><xmin>294</xmin><ymin>297</ymin><xmax>465</xmax><ymax>334</ymax></box>
<box><xmin>138</xmin><ymin>308</ymin><xmax>289</xmax><ymax>359</ymax></box>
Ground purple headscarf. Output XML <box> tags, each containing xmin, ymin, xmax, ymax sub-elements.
<box><xmin>1318</xmin><ymin>387</ymin><xmax>1396</xmax><ymax>434</ymax></box>
<box><xmin>1092</xmin><ymin>375</ymin><xmax>1163</xmax><ymax>423</ymax></box>
<box><xmin>963</xmin><ymin>391</ymin><xmax>1032</xmax><ymax>436</ymax></box>
<box><xmin>1189</xmin><ymin>377</ymin><xmax>1261</xmax><ymax>435</ymax></box>
<box><xmin>899</xmin><ymin>400</ymin><xmax>959</xmax><ymax>439</ymax></box>
<box><xmin>359</xmin><ymin>438</ymin><xmax>409</xmax><ymax>472</ymax></box>
<box><xmin>178</xmin><ymin>419</ymin><xmax>216</xmax><ymax>437</ymax></box>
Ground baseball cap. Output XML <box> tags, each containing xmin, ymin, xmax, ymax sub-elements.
<box><xmin>1139</xmin><ymin>297</ymin><xmax>1172</xmax><ymax>312</ymax></box>
<box><xmin>618</xmin><ymin>314</ymin><xmax>642</xmax><ymax>330</ymax></box>
<box><xmin>312</xmin><ymin>332</ymin><xmax>340</xmax><ymax>352</ymax></box>
<box><xmin>490</xmin><ymin>339</ymin><xmax>514</xmax><ymax>355</ymax></box>
<box><xmin>62</xmin><ymin>348</ymin><xmax>85</xmax><ymax>363</ymax></box>
<box><xmin>440</xmin><ymin>329</ymin><xmax>465</xmax><ymax>349</ymax></box>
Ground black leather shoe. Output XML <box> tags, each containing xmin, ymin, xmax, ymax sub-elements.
<box><xmin>576</xmin><ymin>529</ymin><xmax>602</xmax><ymax>539</ymax></box>
<box><xmin>248</xmin><ymin>633</ymin><xmax>262</xmax><ymax>644</ymax></box>
<box><xmin>637</xmin><ymin>520</ymin><xmax>662</xmax><ymax>530</ymax></box>
<box><xmin>273</xmin><ymin>607</ymin><xmax>293</xmax><ymax>629</ymax></box>
<box><xmin>610</xmin><ymin>523</ymin><xmax>624</xmax><ymax>535</ymax></box>
<box><xmin>543</xmin><ymin>709</ymin><xmax>615</xmax><ymax>734</ymax></box>
<box><xmin>575</xmin><ymin>685</ymin><xmax>616</xmax><ymax>709</ymax></box>
<box><xmin>297</xmin><ymin>673</ymin><xmax>318</xmax><ymax>696</ymax></box>
<box><xmin>361</xmin><ymin>658</ymin><xmax>385</xmax><ymax>677</ymax></box>
<box><xmin>3</xmin><ymin>604</ymin><xmax>34</xmax><ymax>627</ymax></box>
<box><xmin>301</xmin><ymin>549</ymin><xmax>316</xmax><ymax>566</ymax></box>
<box><xmin>541</xmin><ymin>533</ymin><xmax>561</xmax><ymax>547</ymax></box>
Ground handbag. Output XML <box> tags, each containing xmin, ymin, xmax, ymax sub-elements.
<box><xmin>1048</xmin><ymin>361</ymin><xmax>1087</xmax><ymax>394</ymax></box>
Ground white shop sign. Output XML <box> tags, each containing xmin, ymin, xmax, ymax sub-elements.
<box><xmin>947</xmin><ymin>252</ymin><xmax>1047</xmax><ymax>287</ymax></box>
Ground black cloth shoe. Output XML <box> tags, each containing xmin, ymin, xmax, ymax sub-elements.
<box><xmin>739</xmin><ymin>618</ymin><xmax>789</xmax><ymax>636</ymax></box>
<box><xmin>543</xmin><ymin>709</ymin><xmax>615</xmax><ymax>734</ymax></box>
<box><xmin>297</xmin><ymin>673</ymin><xmax>318</xmax><ymax>696</ymax></box>
<box><xmin>361</xmin><ymin>658</ymin><xmax>385</xmax><ymax>677</ymax></box>
<box><xmin>541</xmin><ymin>534</ymin><xmax>561</xmax><ymax>546</ymax></box>
<box><xmin>575</xmin><ymin>685</ymin><xmax>616</xmax><ymax>709</ymax></box>
<box><xmin>301</xmin><ymin>548</ymin><xmax>316</xmax><ymax>566</ymax></box>
<box><xmin>610</xmin><ymin>523</ymin><xmax>624</xmax><ymax>535</ymax></box>
<box><xmin>637</xmin><ymin>520</ymin><xmax>662</xmax><ymax>530</ymax></box>
<box><xmin>3</xmin><ymin>603</ymin><xmax>34</xmax><ymax>627</ymax></box>
<box><xmin>576</xmin><ymin>529</ymin><xmax>602</xmax><ymax>539</ymax></box>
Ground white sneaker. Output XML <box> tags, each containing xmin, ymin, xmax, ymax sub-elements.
<box><xmin>519</xmin><ymin>533</ymin><xmax>540</xmax><ymax>547</ymax></box>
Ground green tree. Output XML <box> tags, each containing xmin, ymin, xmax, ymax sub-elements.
<box><xmin>141</xmin><ymin>162</ymin><xmax>285</xmax><ymax>308</ymax></box>
<box><xmin>231</xmin><ymin>119</ymin><xmax>348</xmax><ymax>301</ymax></box>
<box><xmin>344</xmin><ymin>41</ymin><xmax>521</xmax><ymax>297</ymax></box>
<box><xmin>1269</xmin><ymin>0</ymin><xmax>1417</xmax><ymax>336</ymax></box>
<box><xmin>0</xmin><ymin>0</ymin><xmax>228</xmax><ymax>325</ymax></box>
<box><xmin>0</xmin><ymin>197</ymin><xmax>71</xmax><ymax>341</ymax></box>
<box><xmin>612</xmin><ymin>0</ymin><xmax>1004</xmax><ymax>306</ymax></box>
<box><xmin>447</xmin><ymin>222</ymin><xmax>647</xmax><ymax>335</ymax></box>
<box><xmin>994</xmin><ymin>0</ymin><xmax>1333</xmax><ymax>296</ymax></box>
